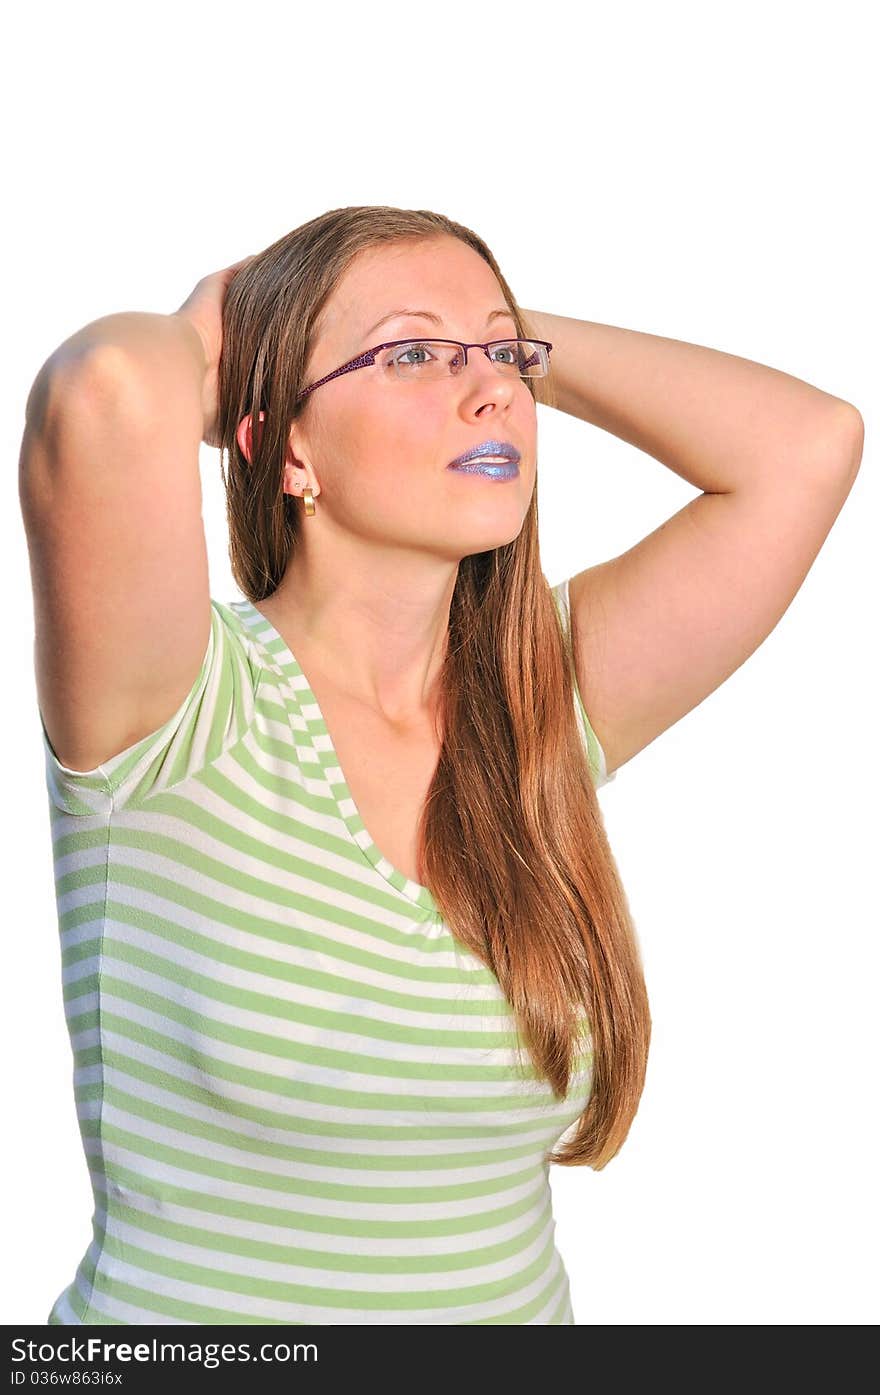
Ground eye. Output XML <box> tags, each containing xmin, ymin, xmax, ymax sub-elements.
<box><xmin>393</xmin><ymin>342</ymin><xmax>437</xmax><ymax>366</ymax></box>
<box><xmin>489</xmin><ymin>341</ymin><xmax>518</xmax><ymax>365</ymax></box>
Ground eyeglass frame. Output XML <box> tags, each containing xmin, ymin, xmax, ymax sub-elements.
<box><xmin>294</xmin><ymin>337</ymin><xmax>555</xmax><ymax>404</ymax></box>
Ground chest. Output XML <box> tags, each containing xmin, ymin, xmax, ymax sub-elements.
<box><xmin>314</xmin><ymin>690</ymin><xmax>442</xmax><ymax>887</ymax></box>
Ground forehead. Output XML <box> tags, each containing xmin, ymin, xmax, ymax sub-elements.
<box><xmin>318</xmin><ymin>237</ymin><xmax>510</xmax><ymax>349</ymax></box>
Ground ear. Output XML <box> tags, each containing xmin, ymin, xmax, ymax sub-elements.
<box><xmin>235</xmin><ymin>410</ymin><xmax>266</xmax><ymax>465</ymax></box>
<box><xmin>236</xmin><ymin>411</ymin><xmax>321</xmax><ymax>500</ymax></box>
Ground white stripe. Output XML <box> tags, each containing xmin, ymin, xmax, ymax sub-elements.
<box><xmin>89</xmin><ymin>1065</ymin><xmax>577</xmax><ymax>1160</ymax></box>
<box><xmin>62</xmin><ymin>926</ymin><xmax>511</xmax><ymax>1026</ymax></box>
<box><xmin>93</xmin><ymin>1103</ymin><xmax>556</xmax><ymax>1191</ymax></box>
<box><xmin>72</xmin><ymin>994</ymin><xmax>589</xmax><ymax>1106</ymax></box>
<box><xmin>73</xmin><ymin>1041</ymin><xmax>588</xmax><ymax>1144</ymax></box>
<box><xmin>92</xmin><ymin>1204</ymin><xmax>559</xmax><ymax>1295</ymax></box>
<box><xmin>88</xmin><ymin>1177</ymin><xmax>549</xmax><ymax>1255</ymax></box>
<box><xmin>79</xmin><ymin>1225</ymin><xmax>563</xmax><ymax>1325</ymax></box>
<box><xmin>86</xmin><ymin>1142</ymin><xmax>548</xmax><ymax>1222</ymax></box>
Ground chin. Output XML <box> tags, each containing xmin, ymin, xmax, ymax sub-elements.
<box><xmin>450</xmin><ymin>518</ymin><xmax>528</xmax><ymax>557</ymax></box>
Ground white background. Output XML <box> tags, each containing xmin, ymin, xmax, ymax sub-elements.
<box><xmin>3</xmin><ymin>0</ymin><xmax>876</xmax><ymax>1326</ymax></box>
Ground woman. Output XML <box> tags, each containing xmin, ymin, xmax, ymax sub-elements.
<box><xmin>20</xmin><ymin>205</ymin><xmax>862</xmax><ymax>1326</ymax></box>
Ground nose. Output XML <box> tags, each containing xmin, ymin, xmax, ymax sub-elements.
<box><xmin>458</xmin><ymin>344</ymin><xmax>517</xmax><ymax>402</ymax></box>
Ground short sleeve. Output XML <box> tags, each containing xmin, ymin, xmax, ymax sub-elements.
<box><xmin>550</xmin><ymin>577</ymin><xmax>617</xmax><ymax>790</ymax></box>
<box><xmin>39</xmin><ymin>599</ymin><xmax>263</xmax><ymax>816</ymax></box>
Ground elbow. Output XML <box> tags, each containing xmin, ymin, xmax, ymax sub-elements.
<box><xmin>811</xmin><ymin>400</ymin><xmax>864</xmax><ymax>480</ymax></box>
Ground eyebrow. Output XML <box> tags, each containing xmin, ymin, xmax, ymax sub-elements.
<box><xmin>362</xmin><ymin>306</ymin><xmax>516</xmax><ymax>342</ymax></box>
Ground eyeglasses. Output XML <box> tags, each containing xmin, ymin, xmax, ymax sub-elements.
<box><xmin>295</xmin><ymin>338</ymin><xmax>554</xmax><ymax>404</ymax></box>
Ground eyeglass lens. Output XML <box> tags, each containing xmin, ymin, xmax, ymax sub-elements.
<box><xmin>382</xmin><ymin>340</ymin><xmax>549</xmax><ymax>381</ymax></box>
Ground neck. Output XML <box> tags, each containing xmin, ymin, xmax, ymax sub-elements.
<box><xmin>261</xmin><ymin>536</ymin><xmax>457</xmax><ymax>726</ymax></box>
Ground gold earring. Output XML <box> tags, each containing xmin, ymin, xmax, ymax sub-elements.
<box><xmin>302</xmin><ymin>486</ymin><xmax>316</xmax><ymax>516</ymax></box>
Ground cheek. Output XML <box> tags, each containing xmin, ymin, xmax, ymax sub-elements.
<box><xmin>357</xmin><ymin>400</ymin><xmax>448</xmax><ymax>472</ymax></box>
<box><xmin>516</xmin><ymin>388</ymin><xmax>539</xmax><ymax>427</ymax></box>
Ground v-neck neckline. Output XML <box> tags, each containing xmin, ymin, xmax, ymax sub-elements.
<box><xmin>238</xmin><ymin>599</ymin><xmax>441</xmax><ymax>919</ymax></box>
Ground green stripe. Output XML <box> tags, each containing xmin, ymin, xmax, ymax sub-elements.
<box><xmin>85</xmin><ymin>1079</ymin><xmax>561</xmax><ymax>1172</ymax></box>
<box><xmin>65</xmin><ymin>985</ymin><xmax>547</xmax><ymax>1083</ymax></box>
<box><xmin>64</xmin><ymin>941</ymin><xmax>520</xmax><ymax>1049</ymax></box>
<box><xmin>50</xmin><ymin>825</ymin><xmax>114</xmax><ymax>856</ymax></box>
<box><xmin>129</xmin><ymin>771</ymin><xmax>419</xmax><ymax>924</ymax></box>
<box><xmin>89</xmin><ymin>1159</ymin><xmax>550</xmax><ymax>1239</ymax></box>
<box><xmin>61</xmin><ymin>930</ymin><xmax>512</xmax><ymax>1017</ymax></box>
<box><xmin>75</xmin><ymin>1049</ymin><xmax>585</xmax><ymax>1142</ymax></box>
<box><xmin>85</xmin><ymin>1119</ymin><xmax>546</xmax><ymax>1204</ymax></box>
<box><xmin>58</xmin><ymin>878</ymin><xmax>498</xmax><ymax>983</ymax></box>
<box><xmin>547</xmin><ymin>1280</ymin><xmax>574</xmax><ymax>1324</ymax></box>
<box><xmin>464</xmin><ymin>1260</ymin><xmax>569</xmax><ymax>1325</ymax></box>
<box><xmin>83</xmin><ymin>1269</ymin><xmax>316</xmax><ymax>1324</ymax></box>
<box><xmin>90</xmin><ymin>1192</ymin><xmax>554</xmax><ymax>1274</ymax></box>
<box><xmin>70</xmin><ymin>1022</ymin><xmax>591</xmax><ymax>1114</ymax></box>
<box><xmin>87</xmin><ymin>1228</ymin><xmax>560</xmax><ymax>1313</ymax></box>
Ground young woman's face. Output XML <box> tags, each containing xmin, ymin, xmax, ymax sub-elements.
<box><xmin>292</xmin><ymin>236</ymin><xmax>539</xmax><ymax>560</ymax></box>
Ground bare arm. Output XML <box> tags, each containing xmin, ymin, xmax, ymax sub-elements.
<box><xmin>19</xmin><ymin>310</ymin><xmax>212</xmax><ymax>773</ymax></box>
<box><xmin>521</xmin><ymin>307</ymin><xmax>863</xmax><ymax>777</ymax></box>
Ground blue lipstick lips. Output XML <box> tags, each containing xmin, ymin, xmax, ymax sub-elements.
<box><xmin>447</xmin><ymin>459</ymin><xmax>520</xmax><ymax>480</ymax></box>
<box><xmin>448</xmin><ymin>438</ymin><xmax>521</xmax><ymax>468</ymax></box>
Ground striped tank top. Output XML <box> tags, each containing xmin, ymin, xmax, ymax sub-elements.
<box><xmin>40</xmin><ymin>576</ymin><xmax>614</xmax><ymax>1326</ymax></box>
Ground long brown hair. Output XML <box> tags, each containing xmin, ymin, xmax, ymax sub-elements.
<box><xmin>216</xmin><ymin>205</ymin><xmax>650</xmax><ymax>1170</ymax></box>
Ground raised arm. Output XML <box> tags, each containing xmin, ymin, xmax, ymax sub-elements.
<box><xmin>18</xmin><ymin>273</ymin><xmax>234</xmax><ymax>774</ymax></box>
<box><xmin>523</xmin><ymin>307</ymin><xmax>863</xmax><ymax>778</ymax></box>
